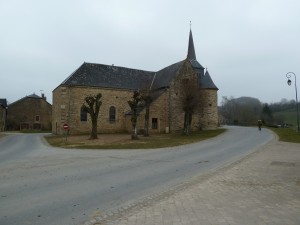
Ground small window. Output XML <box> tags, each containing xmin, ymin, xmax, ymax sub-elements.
<box><xmin>80</xmin><ymin>108</ymin><xmax>87</xmax><ymax>121</ymax></box>
<box><xmin>109</xmin><ymin>106</ymin><xmax>116</xmax><ymax>122</ymax></box>
<box><xmin>35</xmin><ymin>115</ymin><xmax>40</xmax><ymax>122</ymax></box>
<box><xmin>152</xmin><ymin>118</ymin><xmax>158</xmax><ymax>129</ymax></box>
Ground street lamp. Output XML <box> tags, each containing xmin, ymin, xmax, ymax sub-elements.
<box><xmin>286</xmin><ymin>72</ymin><xmax>300</xmax><ymax>132</ymax></box>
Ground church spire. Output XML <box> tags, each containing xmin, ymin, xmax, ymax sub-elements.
<box><xmin>187</xmin><ymin>22</ymin><xmax>196</xmax><ymax>60</ymax></box>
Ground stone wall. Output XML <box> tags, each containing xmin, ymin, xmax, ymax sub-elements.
<box><xmin>167</xmin><ymin>59</ymin><xmax>218</xmax><ymax>132</ymax></box>
<box><xmin>130</xmin><ymin>88</ymin><xmax>170</xmax><ymax>134</ymax></box>
<box><xmin>53</xmin><ymin>86</ymin><xmax>133</xmax><ymax>135</ymax></box>
<box><xmin>53</xmin><ymin>85</ymin><xmax>172</xmax><ymax>135</ymax></box>
<box><xmin>0</xmin><ymin>107</ymin><xmax>6</xmax><ymax>131</ymax></box>
<box><xmin>168</xmin><ymin>59</ymin><xmax>199</xmax><ymax>132</ymax></box>
<box><xmin>198</xmin><ymin>89</ymin><xmax>219</xmax><ymax>129</ymax></box>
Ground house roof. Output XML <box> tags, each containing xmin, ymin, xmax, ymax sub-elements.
<box><xmin>27</xmin><ymin>93</ymin><xmax>42</xmax><ymax>99</ymax></box>
<box><xmin>9</xmin><ymin>93</ymin><xmax>51</xmax><ymax>106</ymax></box>
<box><xmin>0</xmin><ymin>99</ymin><xmax>7</xmax><ymax>108</ymax></box>
<box><xmin>62</xmin><ymin>62</ymin><xmax>155</xmax><ymax>90</ymax></box>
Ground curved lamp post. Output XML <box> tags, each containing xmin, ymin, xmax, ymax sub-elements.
<box><xmin>286</xmin><ymin>72</ymin><xmax>299</xmax><ymax>132</ymax></box>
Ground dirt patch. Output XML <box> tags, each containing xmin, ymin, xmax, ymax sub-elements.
<box><xmin>45</xmin><ymin>129</ymin><xmax>227</xmax><ymax>149</ymax></box>
<box><xmin>60</xmin><ymin>134</ymin><xmax>131</xmax><ymax>145</ymax></box>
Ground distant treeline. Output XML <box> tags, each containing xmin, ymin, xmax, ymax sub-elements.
<box><xmin>268</xmin><ymin>99</ymin><xmax>297</xmax><ymax>112</ymax></box>
<box><xmin>219</xmin><ymin>96</ymin><xmax>298</xmax><ymax>126</ymax></box>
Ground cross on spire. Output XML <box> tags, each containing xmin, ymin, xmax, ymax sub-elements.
<box><xmin>187</xmin><ymin>22</ymin><xmax>196</xmax><ymax>60</ymax></box>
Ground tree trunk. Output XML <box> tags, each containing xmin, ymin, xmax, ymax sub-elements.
<box><xmin>184</xmin><ymin>112</ymin><xmax>192</xmax><ymax>135</ymax></box>
<box><xmin>90</xmin><ymin>118</ymin><xmax>98</xmax><ymax>139</ymax></box>
<box><xmin>144</xmin><ymin>104</ymin><xmax>150</xmax><ymax>136</ymax></box>
<box><xmin>131</xmin><ymin>120</ymin><xmax>138</xmax><ymax>140</ymax></box>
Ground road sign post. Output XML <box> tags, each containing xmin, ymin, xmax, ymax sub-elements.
<box><xmin>63</xmin><ymin>123</ymin><xmax>69</xmax><ymax>142</ymax></box>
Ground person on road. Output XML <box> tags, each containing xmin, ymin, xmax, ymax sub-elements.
<box><xmin>258</xmin><ymin>120</ymin><xmax>262</xmax><ymax>131</ymax></box>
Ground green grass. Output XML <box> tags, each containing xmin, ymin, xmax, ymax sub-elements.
<box><xmin>45</xmin><ymin>129</ymin><xmax>226</xmax><ymax>149</ymax></box>
<box><xmin>269</xmin><ymin>127</ymin><xmax>300</xmax><ymax>143</ymax></box>
<box><xmin>273</xmin><ymin>109</ymin><xmax>298</xmax><ymax>126</ymax></box>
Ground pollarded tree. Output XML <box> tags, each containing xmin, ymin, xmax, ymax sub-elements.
<box><xmin>128</xmin><ymin>91</ymin><xmax>143</xmax><ymax>140</ymax></box>
<box><xmin>81</xmin><ymin>93</ymin><xmax>102</xmax><ymax>139</ymax></box>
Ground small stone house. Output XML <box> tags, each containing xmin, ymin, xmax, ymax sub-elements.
<box><xmin>52</xmin><ymin>29</ymin><xmax>218</xmax><ymax>135</ymax></box>
<box><xmin>7</xmin><ymin>94</ymin><xmax>52</xmax><ymax>131</ymax></box>
<box><xmin>0</xmin><ymin>98</ymin><xmax>7</xmax><ymax>131</ymax></box>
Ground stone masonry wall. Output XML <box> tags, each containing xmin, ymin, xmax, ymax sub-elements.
<box><xmin>197</xmin><ymin>89</ymin><xmax>219</xmax><ymax>129</ymax></box>
<box><xmin>167</xmin><ymin>59</ymin><xmax>218</xmax><ymax>132</ymax></box>
<box><xmin>0</xmin><ymin>107</ymin><xmax>6</xmax><ymax>131</ymax></box>
<box><xmin>53</xmin><ymin>86</ymin><xmax>134</xmax><ymax>135</ymax></box>
<box><xmin>52</xmin><ymin>86</ymin><xmax>169</xmax><ymax>134</ymax></box>
<box><xmin>130</xmin><ymin>89</ymin><xmax>170</xmax><ymax>134</ymax></box>
<box><xmin>53</xmin><ymin>86</ymin><xmax>171</xmax><ymax>135</ymax></box>
<box><xmin>168</xmin><ymin>59</ymin><xmax>199</xmax><ymax>132</ymax></box>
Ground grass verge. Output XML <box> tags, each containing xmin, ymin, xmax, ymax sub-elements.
<box><xmin>44</xmin><ymin>128</ymin><xmax>226</xmax><ymax>149</ymax></box>
<box><xmin>269</xmin><ymin>127</ymin><xmax>300</xmax><ymax>143</ymax></box>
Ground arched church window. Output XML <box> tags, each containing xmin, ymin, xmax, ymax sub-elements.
<box><xmin>109</xmin><ymin>106</ymin><xmax>116</xmax><ymax>122</ymax></box>
<box><xmin>80</xmin><ymin>107</ymin><xmax>87</xmax><ymax>121</ymax></box>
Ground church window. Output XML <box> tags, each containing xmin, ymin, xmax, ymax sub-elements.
<box><xmin>109</xmin><ymin>106</ymin><xmax>116</xmax><ymax>122</ymax></box>
<box><xmin>80</xmin><ymin>108</ymin><xmax>87</xmax><ymax>121</ymax></box>
<box><xmin>152</xmin><ymin>118</ymin><xmax>158</xmax><ymax>129</ymax></box>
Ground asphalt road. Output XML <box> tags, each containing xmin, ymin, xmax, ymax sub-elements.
<box><xmin>0</xmin><ymin>126</ymin><xmax>274</xmax><ymax>225</ymax></box>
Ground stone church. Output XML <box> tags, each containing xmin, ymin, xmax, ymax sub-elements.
<box><xmin>52</xmin><ymin>29</ymin><xmax>218</xmax><ymax>135</ymax></box>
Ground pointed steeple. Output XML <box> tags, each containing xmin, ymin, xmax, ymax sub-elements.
<box><xmin>187</xmin><ymin>26</ymin><xmax>196</xmax><ymax>60</ymax></box>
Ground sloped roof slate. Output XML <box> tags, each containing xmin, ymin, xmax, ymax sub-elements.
<box><xmin>200</xmin><ymin>70</ymin><xmax>219</xmax><ymax>90</ymax></box>
<box><xmin>62</xmin><ymin>63</ymin><xmax>155</xmax><ymax>90</ymax></box>
<box><xmin>151</xmin><ymin>60</ymin><xmax>184</xmax><ymax>90</ymax></box>
<box><xmin>0</xmin><ymin>99</ymin><xmax>7</xmax><ymax>108</ymax></box>
<box><xmin>59</xmin><ymin>30</ymin><xmax>217</xmax><ymax>92</ymax></box>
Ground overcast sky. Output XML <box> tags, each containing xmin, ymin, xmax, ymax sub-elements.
<box><xmin>1</xmin><ymin>0</ymin><xmax>299</xmax><ymax>105</ymax></box>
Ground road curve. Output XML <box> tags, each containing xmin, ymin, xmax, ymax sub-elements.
<box><xmin>0</xmin><ymin>126</ymin><xmax>274</xmax><ymax>225</ymax></box>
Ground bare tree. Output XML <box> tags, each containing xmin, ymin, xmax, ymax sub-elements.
<box><xmin>81</xmin><ymin>93</ymin><xmax>102</xmax><ymax>139</ymax></box>
<box><xmin>261</xmin><ymin>103</ymin><xmax>274</xmax><ymax>125</ymax></box>
<box><xmin>219</xmin><ymin>96</ymin><xmax>262</xmax><ymax>126</ymax></box>
<box><xmin>181</xmin><ymin>79</ymin><xmax>199</xmax><ymax>135</ymax></box>
<box><xmin>128</xmin><ymin>91</ymin><xmax>143</xmax><ymax>139</ymax></box>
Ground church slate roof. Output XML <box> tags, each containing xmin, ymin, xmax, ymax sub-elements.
<box><xmin>62</xmin><ymin>62</ymin><xmax>155</xmax><ymax>90</ymax></box>
<box><xmin>200</xmin><ymin>70</ymin><xmax>219</xmax><ymax>90</ymax></box>
<box><xmin>187</xmin><ymin>29</ymin><xmax>196</xmax><ymax>60</ymax></box>
<box><xmin>59</xmin><ymin>28</ymin><xmax>217</xmax><ymax>91</ymax></box>
<box><xmin>0</xmin><ymin>99</ymin><xmax>7</xmax><ymax>108</ymax></box>
<box><xmin>151</xmin><ymin>60</ymin><xmax>185</xmax><ymax>90</ymax></box>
